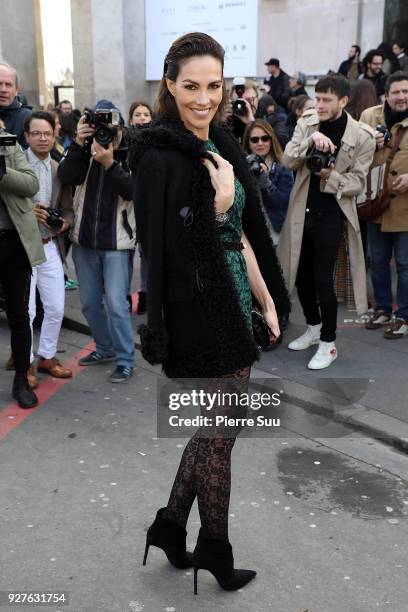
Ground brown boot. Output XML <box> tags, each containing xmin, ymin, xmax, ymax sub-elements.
<box><xmin>6</xmin><ymin>354</ymin><xmax>14</xmax><ymax>371</ymax></box>
<box><xmin>27</xmin><ymin>365</ymin><xmax>38</xmax><ymax>389</ymax></box>
<box><xmin>37</xmin><ymin>356</ymin><xmax>73</xmax><ymax>378</ymax></box>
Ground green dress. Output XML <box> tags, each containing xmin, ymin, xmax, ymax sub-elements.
<box><xmin>205</xmin><ymin>139</ymin><xmax>253</xmax><ymax>333</ymax></box>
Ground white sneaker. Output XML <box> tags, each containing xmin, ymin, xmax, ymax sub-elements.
<box><xmin>308</xmin><ymin>341</ymin><xmax>338</xmax><ymax>370</ymax></box>
<box><xmin>288</xmin><ymin>324</ymin><xmax>322</xmax><ymax>351</ymax></box>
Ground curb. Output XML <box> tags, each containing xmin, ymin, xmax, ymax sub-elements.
<box><xmin>62</xmin><ymin>315</ymin><xmax>90</xmax><ymax>336</ymax></box>
<box><xmin>250</xmin><ymin>371</ymin><xmax>408</xmax><ymax>455</ymax></box>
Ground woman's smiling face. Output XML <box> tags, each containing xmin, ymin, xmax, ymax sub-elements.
<box><xmin>166</xmin><ymin>55</ymin><xmax>223</xmax><ymax>139</ymax></box>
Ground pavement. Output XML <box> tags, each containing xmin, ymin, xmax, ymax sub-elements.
<box><xmin>63</xmin><ymin>252</ymin><xmax>408</xmax><ymax>454</ymax></box>
<box><xmin>1</xmin><ymin>254</ymin><xmax>408</xmax><ymax>612</ymax></box>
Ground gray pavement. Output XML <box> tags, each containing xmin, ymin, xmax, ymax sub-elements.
<box><xmin>1</xmin><ymin>254</ymin><xmax>408</xmax><ymax>611</ymax></box>
<box><xmin>1</xmin><ymin>299</ymin><xmax>408</xmax><ymax>611</ymax></box>
<box><xmin>63</xmin><ymin>252</ymin><xmax>408</xmax><ymax>451</ymax></box>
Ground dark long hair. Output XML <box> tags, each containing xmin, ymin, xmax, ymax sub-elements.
<box><xmin>346</xmin><ymin>79</ymin><xmax>378</xmax><ymax>120</ymax></box>
<box><xmin>155</xmin><ymin>32</ymin><xmax>228</xmax><ymax>124</ymax></box>
<box><xmin>128</xmin><ymin>100</ymin><xmax>153</xmax><ymax>125</ymax></box>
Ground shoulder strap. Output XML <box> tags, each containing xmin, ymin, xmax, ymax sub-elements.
<box><xmin>383</xmin><ymin>126</ymin><xmax>406</xmax><ymax>191</ymax></box>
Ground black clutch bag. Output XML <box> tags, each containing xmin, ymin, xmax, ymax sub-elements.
<box><xmin>251</xmin><ymin>309</ymin><xmax>281</xmax><ymax>351</ymax></box>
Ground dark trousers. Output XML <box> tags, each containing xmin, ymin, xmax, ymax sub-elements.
<box><xmin>295</xmin><ymin>209</ymin><xmax>345</xmax><ymax>342</ymax></box>
<box><xmin>0</xmin><ymin>231</ymin><xmax>32</xmax><ymax>373</ymax></box>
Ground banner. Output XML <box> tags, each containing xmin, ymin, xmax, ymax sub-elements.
<box><xmin>145</xmin><ymin>0</ymin><xmax>258</xmax><ymax>80</ymax></box>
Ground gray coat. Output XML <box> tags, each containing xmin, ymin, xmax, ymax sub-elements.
<box><xmin>0</xmin><ymin>140</ymin><xmax>45</xmax><ymax>266</ymax></box>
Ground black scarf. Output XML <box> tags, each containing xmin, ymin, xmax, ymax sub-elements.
<box><xmin>384</xmin><ymin>100</ymin><xmax>408</xmax><ymax>130</ymax></box>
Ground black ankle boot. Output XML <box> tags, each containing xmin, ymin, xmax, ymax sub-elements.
<box><xmin>193</xmin><ymin>528</ymin><xmax>256</xmax><ymax>594</ymax></box>
<box><xmin>142</xmin><ymin>508</ymin><xmax>193</xmax><ymax>569</ymax></box>
<box><xmin>12</xmin><ymin>372</ymin><xmax>38</xmax><ymax>409</ymax></box>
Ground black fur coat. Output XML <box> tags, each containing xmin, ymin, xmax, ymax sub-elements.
<box><xmin>129</xmin><ymin>117</ymin><xmax>290</xmax><ymax>378</ymax></box>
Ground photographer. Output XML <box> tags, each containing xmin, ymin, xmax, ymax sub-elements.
<box><xmin>58</xmin><ymin>100</ymin><xmax>136</xmax><ymax>382</ymax></box>
<box><xmin>227</xmin><ymin>79</ymin><xmax>258</xmax><ymax>143</ymax></box>
<box><xmin>360</xmin><ymin>71</ymin><xmax>408</xmax><ymax>338</ymax></box>
<box><xmin>0</xmin><ymin>62</ymin><xmax>32</xmax><ymax>148</ymax></box>
<box><xmin>21</xmin><ymin>111</ymin><xmax>74</xmax><ymax>384</ymax></box>
<box><xmin>0</xmin><ymin>119</ymin><xmax>45</xmax><ymax>408</ymax></box>
<box><xmin>278</xmin><ymin>74</ymin><xmax>376</xmax><ymax>369</ymax></box>
<box><xmin>242</xmin><ymin>119</ymin><xmax>293</xmax><ymax>245</ymax></box>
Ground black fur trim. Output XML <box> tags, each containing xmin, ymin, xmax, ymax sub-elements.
<box><xmin>130</xmin><ymin>117</ymin><xmax>288</xmax><ymax>377</ymax></box>
<box><xmin>137</xmin><ymin>323</ymin><xmax>169</xmax><ymax>365</ymax></box>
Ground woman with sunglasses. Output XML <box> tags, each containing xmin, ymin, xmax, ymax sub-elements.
<box><xmin>243</xmin><ymin>119</ymin><xmax>293</xmax><ymax>245</ymax></box>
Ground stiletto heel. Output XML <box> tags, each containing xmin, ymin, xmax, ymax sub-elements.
<box><xmin>142</xmin><ymin>540</ymin><xmax>150</xmax><ymax>566</ymax></box>
<box><xmin>142</xmin><ymin>508</ymin><xmax>193</xmax><ymax>569</ymax></box>
<box><xmin>192</xmin><ymin>528</ymin><xmax>256</xmax><ymax>592</ymax></box>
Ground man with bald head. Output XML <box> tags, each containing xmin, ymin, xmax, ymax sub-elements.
<box><xmin>0</xmin><ymin>62</ymin><xmax>32</xmax><ymax>147</ymax></box>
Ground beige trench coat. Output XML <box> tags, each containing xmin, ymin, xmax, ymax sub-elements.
<box><xmin>277</xmin><ymin>110</ymin><xmax>376</xmax><ymax>315</ymax></box>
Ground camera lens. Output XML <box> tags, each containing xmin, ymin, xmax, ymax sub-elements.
<box><xmin>95</xmin><ymin>126</ymin><xmax>115</xmax><ymax>148</ymax></box>
<box><xmin>232</xmin><ymin>99</ymin><xmax>247</xmax><ymax>117</ymax></box>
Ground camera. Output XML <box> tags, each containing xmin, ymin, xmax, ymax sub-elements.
<box><xmin>83</xmin><ymin>107</ymin><xmax>121</xmax><ymax>148</ymax></box>
<box><xmin>375</xmin><ymin>124</ymin><xmax>391</xmax><ymax>146</ymax></box>
<box><xmin>0</xmin><ymin>131</ymin><xmax>17</xmax><ymax>147</ymax></box>
<box><xmin>246</xmin><ymin>153</ymin><xmax>265</xmax><ymax>176</ymax></box>
<box><xmin>232</xmin><ymin>76</ymin><xmax>245</xmax><ymax>98</ymax></box>
<box><xmin>45</xmin><ymin>207</ymin><xmax>63</xmax><ymax>231</ymax></box>
<box><xmin>232</xmin><ymin>99</ymin><xmax>248</xmax><ymax>117</ymax></box>
<box><xmin>232</xmin><ymin>77</ymin><xmax>247</xmax><ymax>117</ymax></box>
<box><xmin>306</xmin><ymin>149</ymin><xmax>336</xmax><ymax>173</ymax></box>
<box><xmin>0</xmin><ymin>130</ymin><xmax>18</xmax><ymax>179</ymax></box>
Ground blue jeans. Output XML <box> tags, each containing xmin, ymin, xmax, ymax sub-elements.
<box><xmin>72</xmin><ymin>244</ymin><xmax>135</xmax><ymax>367</ymax></box>
<box><xmin>367</xmin><ymin>222</ymin><xmax>408</xmax><ymax>319</ymax></box>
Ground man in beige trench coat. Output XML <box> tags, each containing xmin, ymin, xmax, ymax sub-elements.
<box><xmin>278</xmin><ymin>74</ymin><xmax>376</xmax><ymax>369</ymax></box>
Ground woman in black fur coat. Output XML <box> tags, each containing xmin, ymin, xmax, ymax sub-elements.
<box><xmin>129</xmin><ymin>32</ymin><xmax>290</xmax><ymax>594</ymax></box>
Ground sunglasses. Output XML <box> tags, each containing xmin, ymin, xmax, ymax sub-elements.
<box><xmin>249</xmin><ymin>135</ymin><xmax>271</xmax><ymax>143</ymax></box>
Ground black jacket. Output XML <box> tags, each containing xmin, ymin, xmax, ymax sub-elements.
<box><xmin>0</xmin><ymin>98</ymin><xmax>32</xmax><ymax>148</ymax></box>
<box><xmin>264</xmin><ymin>71</ymin><xmax>291</xmax><ymax>109</ymax></box>
<box><xmin>129</xmin><ymin>118</ymin><xmax>290</xmax><ymax>378</ymax></box>
<box><xmin>58</xmin><ymin>142</ymin><xmax>134</xmax><ymax>250</ymax></box>
<box><xmin>338</xmin><ymin>59</ymin><xmax>363</xmax><ymax>79</ymax></box>
<box><xmin>361</xmin><ymin>72</ymin><xmax>387</xmax><ymax>101</ymax></box>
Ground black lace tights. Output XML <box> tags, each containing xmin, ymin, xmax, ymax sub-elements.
<box><xmin>163</xmin><ymin>367</ymin><xmax>250</xmax><ymax>540</ymax></box>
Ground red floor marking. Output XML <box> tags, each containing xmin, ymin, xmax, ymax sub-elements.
<box><xmin>131</xmin><ymin>290</ymin><xmax>139</xmax><ymax>315</ymax></box>
<box><xmin>0</xmin><ymin>341</ymin><xmax>95</xmax><ymax>440</ymax></box>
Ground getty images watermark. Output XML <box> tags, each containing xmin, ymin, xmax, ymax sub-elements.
<box><xmin>157</xmin><ymin>378</ymin><xmax>283</xmax><ymax>438</ymax></box>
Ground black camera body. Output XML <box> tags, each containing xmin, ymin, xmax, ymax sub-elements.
<box><xmin>232</xmin><ymin>98</ymin><xmax>248</xmax><ymax>117</ymax></box>
<box><xmin>83</xmin><ymin>107</ymin><xmax>121</xmax><ymax>148</ymax></box>
<box><xmin>45</xmin><ymin>207</ymin><xmax>63</xmax><ymax>230</ymax></box>
<box><xmin>375</xmin><ymin>124</ymin><xmax>391</xmax><ymax>146</ymax></box>
<box><xmin>0</xmin><ymin>129</ymin><xmax>18</xmax><ymax>179</ymax></box>
<box><xmin>0</xmin><ymin>131</ymin><xmax>17</xmax><ymax>147</ymax></box>
<box><xmin>246</xmin><ymin>153</ymin><xmax>265</xmax><ymax>176</ymax></box>
<box><xmin>306</xmin><ymin>150</ymin><xmax>336</xmax><ymax>173</ymax></box>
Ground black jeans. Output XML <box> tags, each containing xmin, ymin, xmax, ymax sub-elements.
<box><xmin>295</xmin><ymin>209</ymin><xmax>345</xmax><ymax>342</ymax></box>
<box><xmin>0</xmin><ymin>230</ymin><xmax>32</xmax><ymax>373</ymax></box>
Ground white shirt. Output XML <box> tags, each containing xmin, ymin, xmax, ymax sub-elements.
<box><xmin>26</xmin><ymin>148</ymin><xmax>52</xmax><ymax>238</ymax></box>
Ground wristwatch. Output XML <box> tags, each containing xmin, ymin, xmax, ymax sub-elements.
<box><xmin>215</xmin><ymin>211</ymin><xmax>228</xmax><ymax>225</ymax></box>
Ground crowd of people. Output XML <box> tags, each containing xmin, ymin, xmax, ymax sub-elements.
<box><xmin>1</xmin><ymin>31</ymin><xmax>408</xmax><ymax>596</ymax></box>
<box><xmin>0</xmin><ymin>36</ymin><xmax>407</xmax><ymax>400</ymax></box>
